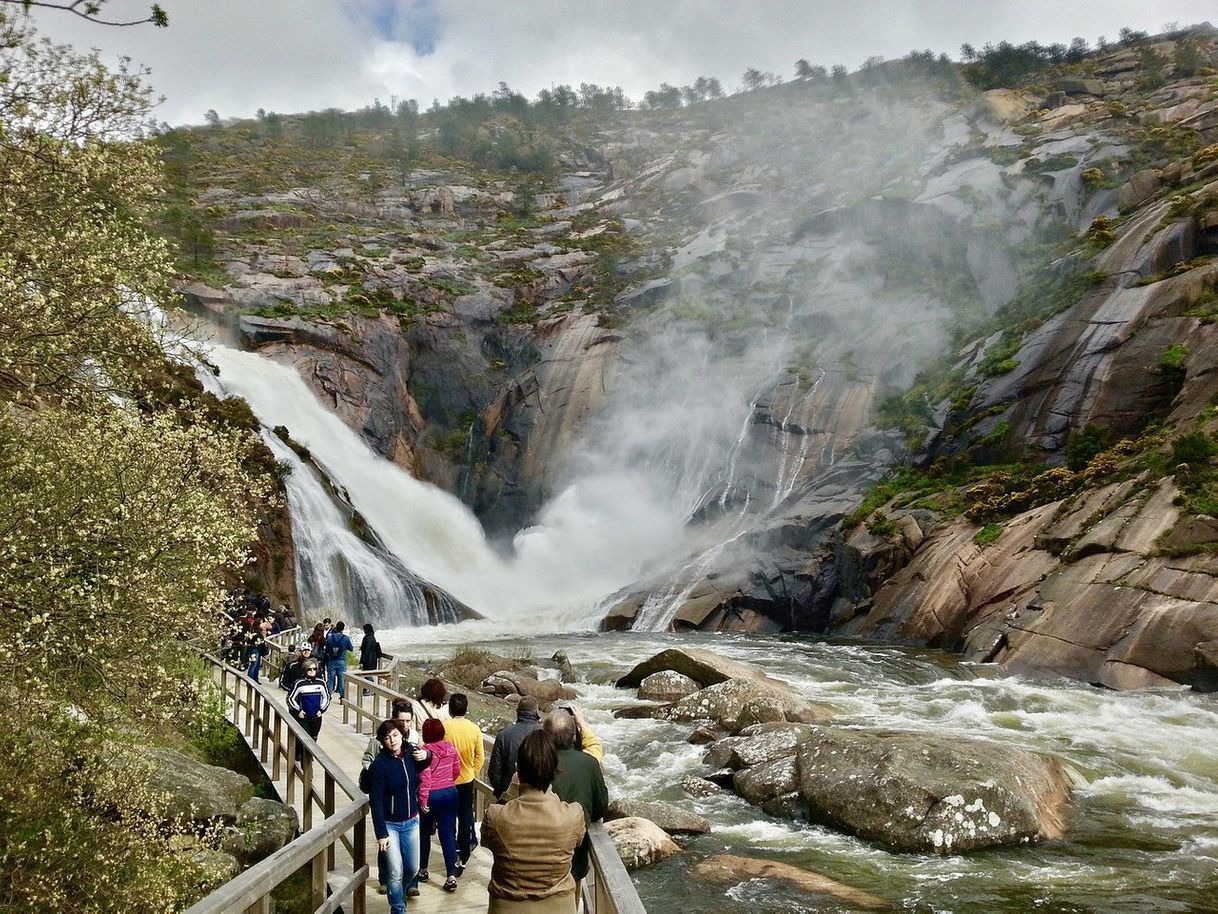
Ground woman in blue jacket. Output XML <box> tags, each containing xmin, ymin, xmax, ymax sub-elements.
<box><xmin>368</xmin><ymin>718</ymin><xmax>431</xmax><ymax>914</ymax></box>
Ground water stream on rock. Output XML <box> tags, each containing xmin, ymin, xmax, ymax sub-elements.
<box><xmin>380</xmin><ymin>625</ymin><xmax>1218</xmax><ymax>913</ymax></box>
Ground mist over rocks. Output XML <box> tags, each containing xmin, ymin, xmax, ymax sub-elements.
<box><xmin>177</xmin><ymin>26</ymin><xmax>1218</xmax><ymax>691</ymax></box>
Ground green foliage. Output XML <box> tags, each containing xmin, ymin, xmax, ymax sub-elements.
<box><xmin>960</xmin><ymin>39</ymin><xmax>1083</xmax><ymax>90</ymax></box>
<box><xmin>0</xmin><ymin>14</ymin><xmax>273</xmax><ymax>908</ymax></box>
<box><xmin>1080</xmin><ymin>167</ymin><xmax>1106</xmax><ymax>188</ymax></box>
<box><xmin>1084</xmin><ymin>215</ymin><xmax>1117</xmax><ymax>248</ymax></box>
<box><xmin>1160</xmin><ymin>343</ymin><xmax>1188</xmax><ymax>373</ymax></box>
<box><xmin>1023</xmin><ymin>154</ymin><xmax>1079</xmax><ymax>174</ymax></box>
<box><xmin>978</xmin><ymin>334</ymin><xmax>1022</xmax><ymax>377</ymax></box>
<box><xmin>1171</xmin><ymin>432</ymin><xmax>1216</xmax><ymax>466</ymax></box>
<box><xmin>973</xmin><ymin>523</ymin><xmax>1004</xmax><ymax>546</ymax></box>
<box><xmin>866</xmin><ymin>512</ymin><xmax>898</xmax><ymax>537</ymax></box>
<box><xmin>1065</xmin><ymin>424</ymin><xmax>1111</xmax><ymax>471</ymax></box>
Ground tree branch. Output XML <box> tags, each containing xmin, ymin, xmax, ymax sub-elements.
<box><xmin>4</xmin><ymin>0</ymin><xmax>167</xmax><ymax>27</ymax></box>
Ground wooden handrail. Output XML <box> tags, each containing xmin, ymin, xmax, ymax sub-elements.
<box><xmin>187</xmin><ymin>652</ymin><xmax>367</xmax><ymax>914</ymax></box>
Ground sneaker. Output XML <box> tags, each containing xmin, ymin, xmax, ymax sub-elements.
<box><xmin>406</xmin><ymin>887</ymin><xmax>420</xmax><ymax>897</ymax></box>
<box><xmin>454</xmin><ymin>861</ymin><xmax>465</xmax><ymax>877</ymax></box>
<box><xmin>443</xmin><ymin>876</ymin><xmax>458</xmax><ymax>893</ymax></box>
<box><xmin>375</xmin><ymin>883</ymin><xmax>387</xmax><ymax>895</ymax></box>
<box><xmin>416</xmin><ymin>869</ymin><xmax>429</xmax><ymax>883</ymax></box>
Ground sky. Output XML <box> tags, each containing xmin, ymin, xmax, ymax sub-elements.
<box><xmin>24</xmin><ymin>0</ymin><xmax>1218</xmax><ymax>126</ymax></box>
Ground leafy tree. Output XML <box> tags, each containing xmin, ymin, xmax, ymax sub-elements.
<box><xmin>742</xmin><ymin>66</ymin><xmax>766</xmax><ymax>91</ymax></box>
<box><xmin>0</xmin><ymin>11</ymin><xmax>272</xmax><ymax>908</ymax></box>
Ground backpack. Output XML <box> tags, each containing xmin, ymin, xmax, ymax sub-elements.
<box><xmin>325</xmin><ymin>633</ymin><xmax>345</xmax><ymax>661</ymax></box>
<box><xmin>358</xmin><ymin>765</ymin><xmax>371</xmax><ymax>793</ymax></box>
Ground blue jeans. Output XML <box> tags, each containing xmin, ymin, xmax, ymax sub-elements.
<box><xmin>326</xmin><ymin>660</ymin><xmax>347</xmax><ymax>699</ymax></box>
<box><xmin>420</xmin><ymin>786</ymin><xmax>459</xmax><ymax>877</ymax></box>
<box><xmin>244</xmin><ymin>646</ymin><xmax>262</xmax><ymax>682</ymax></box>
<box><xmin>383</xmin><ymin>816</ymin><xmax>420</xmax><ymax>914</ymax></box>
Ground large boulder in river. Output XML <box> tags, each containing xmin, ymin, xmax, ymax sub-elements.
<box><xmin>793</xmin><ymin>727</ymin><xmax>1072</xmax><ymax>854</ymax></box>
<box><xmin>616</xmin><ymin>648</ymin><xmax>771</xmax><ymax>689</ymax></box>
<box><xmin>667</xmin><ymin>677</ymin><xmax>831</xmax><ymax>732</ymax></box>
<box><xmin>692</xmin><ymin>854</ymin><xmax>887</xmax><ymax>909</ymax></box>
<box><xmin>480</xmin><ymin>669</ymin><xmax>575</xmax><ymax>704</ymax></box>
<box><xmin>606</xmin><ymin>799</ymin><xmax>709</xmax><ymax>835</ymax></box>
<box><xmin>604</xmin><ymin>817</ymin><xmax>681</xmax><ymax>869</ymax></box>
<box><xmin>638</xmin><ymin>670</ymin><xmax>699</xmax><ymax>702</ymax></box>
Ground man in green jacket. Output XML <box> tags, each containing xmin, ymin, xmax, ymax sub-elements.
<box><xmin>544</xmin><ymin>706</ymin><xmax>608</xmax><ymax>885</ymax></box>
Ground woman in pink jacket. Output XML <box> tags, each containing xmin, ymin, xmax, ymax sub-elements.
<box><xmin>417</xmin><ymin>717</ymin><xmax>463</xmax><ymax>892</ymax></box>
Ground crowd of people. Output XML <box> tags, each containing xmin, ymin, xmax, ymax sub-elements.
<box><xmin>221</xmin><ymin>616</ymin><xmax>609</xmax><ymax>913</ymax></box>
<box><xmin>220</xmin><ymin>589</ymin><xmax>297</xmax><ymax>683</ymax></box>
<box><xmin>364</xmin><ymin>685</ymin><xmax>608</xmax><ymax>914</ymax></box>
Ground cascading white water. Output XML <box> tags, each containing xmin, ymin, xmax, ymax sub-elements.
<box><xmin>260</xmin><ymin>433</ymin><xmax>460</xmax><ymax>626</ymax></box>
<box><xmin>205</xmin><ymin>342</ymin><xmax>681</xmax><ymax>626</ymax></box>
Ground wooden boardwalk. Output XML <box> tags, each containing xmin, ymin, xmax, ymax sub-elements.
<box><xmin>231</xmin><ymin>679</ymin><xmax>492</xmax><ymax>913</ymax></box>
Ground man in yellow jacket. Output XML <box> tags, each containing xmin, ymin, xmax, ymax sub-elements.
<box><xmin>445</xmin><ymin>693</ymin><xmax>485</xmax><ymax>874</ymax></box>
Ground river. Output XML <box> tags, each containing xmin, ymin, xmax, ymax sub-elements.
<box><xmin>378</xmin><ymin>624</ymin><xmax>1218</xmax><ymax>913</ymax></box>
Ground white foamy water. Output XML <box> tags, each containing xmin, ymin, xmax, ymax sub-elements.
<box><xmin>378</xmin><ymin>629</ymin><xmax>1218</xmax><ymax>913</ymax></box>
<box><xmin>205</xmin><ymin>342</ymin><xmax>677</xmax><ymax>624</ymax></box>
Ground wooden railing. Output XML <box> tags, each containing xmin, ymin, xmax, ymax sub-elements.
<box><xmin>343</xmin><ymin>666</ymin><xmax>647</xmax><ymax>914</ymax></box>
<box><xmin>186</xmin><ymin>652</ymin><xmax>368</xmax><ymax>914</ymax></box>
<box><xmin>261</xmin><ymin>625</ymin><xmax>300</xmax><ymax>681</ymax></box>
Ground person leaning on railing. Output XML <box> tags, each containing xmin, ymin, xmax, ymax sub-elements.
<box><xmin>545</xmin><ymin>706</ymin><xmax>608</xmax><ymax>891</ymax></box>
<box><xmin>482</xmin><ymin>729</ymin><xmax>586</xmax><ymax>913</ymax></box>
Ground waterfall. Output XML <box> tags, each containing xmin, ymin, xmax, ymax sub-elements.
<box><xmin>260</xmin><ymin>433</ymin><xmax>462</xmax><ymax>626</ymax></box>
<box><xmin>203</xmin><ymin>342</ymin><xmax>669</xmax><ymax>626</ymax></box>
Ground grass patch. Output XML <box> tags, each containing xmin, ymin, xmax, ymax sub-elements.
<box><xmin>973</xmin><ymin>523</ymin><xmax>1004</xmax><ymax>546</ymax></box>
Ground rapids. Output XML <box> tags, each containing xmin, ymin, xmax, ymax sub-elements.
<box><xmin>379</xmin><ymin>626</ymin><xmax>1218</xmax><ymax>913</ymax></box>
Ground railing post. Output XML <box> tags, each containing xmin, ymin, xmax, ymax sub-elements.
<box><xmin>310</xmin><ymin>847</ymin><xmax>327</xmax><ymax>910</ymax></box>
<box><xmin>353</xmin><ymin>815</ymin><xmax>367</xmax><ymax>914</ymax></box>
<box><xmin>272</xmin><ymin>716</ymin><xmax>282</xmax><ymax>782</ymax></box>
<box><xmin>302</xmin><ymin>754</ymin><xmax>314</xmax><ymax>830</ymax></box>
<box><xmin>244</xmin><ymin>681</ymin><xmax>255</xmax><ymax>738</ymax></box>
<box><xmin>243</xmin><ymin>895</ymin><xmax>270</xmax><ymax>914</ymax></box>
<box><xmin>325</xmin><ymin>772</ymin><xmax>336</xmax><ymax>869</ymax></box>
<box><xmin>260</xmin><ymin>697</ymin><xmax>271</xmax><ymax>763</ymax></box>
<box><xmin>286</xmin><ymin>731</ymin><xmax>296</xmax><ymax>806</ymax></box>
<box><xmin>343</xmin><ymin>672</ymin><xmax>351</xmax><ymax>727</ymax></box>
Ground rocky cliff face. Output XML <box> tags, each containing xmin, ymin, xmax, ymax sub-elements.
<box><xmin>174</xmin><ymin>27</ymin><xmax>1218</xmax><ymax>688</ymax></box>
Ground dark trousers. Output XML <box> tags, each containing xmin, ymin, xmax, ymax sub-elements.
<box><xmin>295</xmin><ymin>714</ymin><xmax>323</xmax><ymax>761</ymax></box>
<box><xmin>419</xmin><ymin>786</ymin><xmax>459</xmax><ymax>877</ymax></box>
<box><xmin>456</xmin><ymin>781</ymin><xmax>478</xmax><ymax>862</ymax></box>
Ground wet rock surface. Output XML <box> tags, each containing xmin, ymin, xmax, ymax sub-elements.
<box><xmin>691</xmin><ymin>854</ymin><xmax>887</xmax><ymax>909</ymax></box>
<box><xmin>604</xmin><ymin>816</ymin><xmax>682</xmax><ymax>869</ymax></box>
<box><xmin>605</xmin><ymin>799</ymin><xmax>710</xmax><ymax>834</ymax></box>
<box><xmin>704</xmin><ymin>724</ymin><xmax>1072</xmax><ymax>854</ymax></box>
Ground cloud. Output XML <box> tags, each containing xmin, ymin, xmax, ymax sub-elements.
<box><xmin>23</xmin><ymin>0</ymin><xmax>1215</xmax><ymax>125</ymax></box>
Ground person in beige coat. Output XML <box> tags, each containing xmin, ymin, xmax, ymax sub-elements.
<box><xmin>482</xmin><ymin>729</ymin><xmax>586</xmax><ymax>913</ymax></box>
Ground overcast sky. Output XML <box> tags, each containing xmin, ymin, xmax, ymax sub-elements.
<box><xmin>25</xmin><ymin>0</ymin><xmax>1217</xmax><ymax>126</ymax></box>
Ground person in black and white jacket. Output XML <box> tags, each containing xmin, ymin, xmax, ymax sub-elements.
<box><xmin>286</xmin><ymin>659</ymin><xmax>330</xmax><ymax>760</ymax></box>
